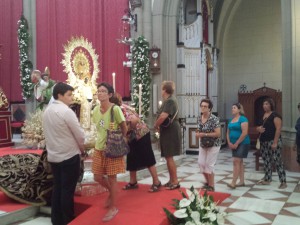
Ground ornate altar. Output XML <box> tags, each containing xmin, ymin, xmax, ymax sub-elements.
<box><xmin>0</xmin><ymin>87</ymin><xmax>14</xmax><ymax>147</ymax></box>
<box><xmin>238</xmin><ymin>85</ymin><xmax>282</xmax><ymax>145</ymax></box>
<box><xmin>61</xmin><ymin>36</ymin><xmax>100</xmax><ymax>149</ymax></box>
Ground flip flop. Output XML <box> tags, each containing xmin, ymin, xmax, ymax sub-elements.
<box><xmin>102</xmin><ymin>208</ymin><xmax>119</xmax><ymax>222</ymax></box>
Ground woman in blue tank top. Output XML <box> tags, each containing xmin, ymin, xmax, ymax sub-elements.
<box><xmin>226</xmin><ymin>103</ymin><xmax>250</xmax><ymax>189</ymax></box>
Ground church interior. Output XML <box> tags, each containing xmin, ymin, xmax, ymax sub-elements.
<box><xmin>1</xmin><ymin>0</ymin><xmax>300</xmax><ymax>224</ymax></box>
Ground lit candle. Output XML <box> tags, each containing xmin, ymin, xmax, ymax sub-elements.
<box><xmin>158</xmin><ymin>101</ymin><xmax>162</xmax><ymax>108</ymax></box>
<box><xmin>112</xmin><ymin>72</ymin><xmax>116</xmax><ymax>91</ymax></box>
<box><xmin>138</xmin><ymin>84</ymin><xmax>142</xmax><ymax>115</ymax></box>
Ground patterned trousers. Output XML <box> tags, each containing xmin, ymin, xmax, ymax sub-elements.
<box><xmin>261</xmin><ymin>139</ymin><xmax>286</xmax><ymax>183</ymax></box>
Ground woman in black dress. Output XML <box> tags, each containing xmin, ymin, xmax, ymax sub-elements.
<box><xmin>256</xmin><ymin>98</ymin><xmax>287</xmax><ymax>189</ymax></box>
<box><xmin>110</xmin><ymin>93</ymin><xmax>161</xmax><ymax>192</ymax></box>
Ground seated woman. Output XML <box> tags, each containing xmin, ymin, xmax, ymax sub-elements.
<box><xmin>0</xmin><ymin>151</ymin><xmax>53</xmax><ymax>206</ymax></box>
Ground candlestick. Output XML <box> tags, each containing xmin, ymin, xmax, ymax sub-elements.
<box><xmin>112</xmin><ymin>72</ymin><xmax>116</xmax><ymax>91</ymax></box>
<box><xmin>138</xmin><ymin>84</ymin><xmax>142</xmax><ymax>115</ymax></box>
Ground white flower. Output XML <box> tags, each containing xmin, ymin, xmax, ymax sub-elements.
<box><xmin>205</xmin><ymin>212</ymin><xmax>217</xmax><ymax>221</ymax></box>
<box><xmin>174</xmin><ymin>208</ymin><xmax>188</xmax><ymax>218</ymax></box>
<box><xmin>185</xmin><ymin>222</ymin><xmax>196</xmax><ymax>225</ymax></box>
<box><xmin>190</xmin><ymin>211</ymin><xmax>200</xmax><ymax>222</ymax></box>
<box><xmin>179</xmin><ymin>198</ymin><xmax>191</xmax><ymax>208</ymax></box>
<box><xmin>217</xmin><ymin>213</ymin><xmax>225</xmax><ymax>225</ymax></box>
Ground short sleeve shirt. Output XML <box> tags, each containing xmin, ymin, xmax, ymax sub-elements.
<box><xmin>198</xmin><ymin>114</ymin><xmax>221</xmax><ymax>146</ymax></box>
<box><xmin>92</xmin><ymin>105</ymin><xmax>125</xmax><ymax>150</ymax></box>
<box><xmin>228</xmin><ymin>115</ymin><xmax>250</xmax><ymax>145</ymax></box>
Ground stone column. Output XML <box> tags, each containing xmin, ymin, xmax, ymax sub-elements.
<box><xmin>281</xmin><ymin>0</ymin><xmax>300</xmax><ymax>171</ymax></box>
<box><xmin>143</xmin><ymin>0</ymin><xmax>152</xmax><ymax>45</ymax></box>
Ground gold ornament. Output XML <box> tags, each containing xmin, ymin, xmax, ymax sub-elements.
<box><xmin>61</xmin><ymin>36</ymin><xmax>99</xmax><ymax>103</ymax></box>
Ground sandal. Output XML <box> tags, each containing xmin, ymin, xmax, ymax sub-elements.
<box><xmin>166</xmin><ymin>183</ymin><xmax>180</xmax><ymax>190</ymax></box>
<box><xmin>204</xmin><ymin>185</ymin><xmax>215</xmax><ymax>192</ymax></box>
<box><xmin>164</xmin><ymin>181</ymin><xmax>171</xmax><ymax>187</ymax></box>
<box><xmin>227</xmin><ymin>183</ymin><xmax>236</xmax><ymax>189</ymax></box>
<box><xmin>149</xmin><ymin>182</ymin><xmax>162</xmax><ymax>193</ymax></box>
<box><xmin>256</xmin><ymin>179</ymin><xmax>270</xmax><ymax>185</ymax></box>
<box><xmin>236</xmin><ymin>183</ymin><xmax>245</xmax><ymax>187</ymax></box>
<box><xmin>122</xmin><ymin>182</ymin><xmax>138</xmax><ymax>190</ymax></box>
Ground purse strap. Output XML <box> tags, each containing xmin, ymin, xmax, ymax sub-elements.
<box><xmin>258</xmin><ymin>112</ymin><xmax>273</xmax><ymax>138</ymax></box>
<box><xmin>170</xmin><ymin>109</ymin><xmax>178</xmax><ymax>124</ymax></box>
<box><xmin>110</xmin><ymin>105</ymin><xmax>115</xmax><ymax>123</ymax></box>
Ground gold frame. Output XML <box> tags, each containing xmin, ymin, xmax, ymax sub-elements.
<box><xmin>189</xmin><ymin>128</ymin><xmax>199</xmax><ymax>148</ymax></box>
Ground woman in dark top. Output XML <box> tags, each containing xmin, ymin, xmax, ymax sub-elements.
<box><xmin>256</xmin><ymin>98</ymin><xmax>287</xmax><ymax>189</ymax></box>
<box><xmin>154</xmin><ymin>81</ymin><xmax>181</xmax><ymax>190</ymax></box>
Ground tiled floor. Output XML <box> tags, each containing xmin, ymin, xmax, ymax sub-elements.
<box><xmin>16</xmin><ymin>147</ymin><xmax>300</xmax><ymax>225</ymax></box>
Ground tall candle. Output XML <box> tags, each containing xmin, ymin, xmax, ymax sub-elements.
<box><xmin>112</xmin><ymin>72</ymin><xmax>116</xmax><ymax>91</ymax></box>
<box><xmin>138</xmin><ymin>84</ymin><xmax>142</xmax><ymax>115</ymax></box>
<box><xmin>153</xmin><ymin>84</ymin><xmax>158</xmax><ymax>114</ymax></box>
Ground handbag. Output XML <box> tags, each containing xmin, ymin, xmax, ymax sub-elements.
<box><xmin>256</xmin><ymin>113</ymin><xmax>271</xmax><ymax>150</ymax></box>
<box><xmin>256</xmin><ymin>138</ymin><xmax>260</xmax><ymax>150</ymax></box>
<box><xmin>201</xmin><ymin>136</ymin><xmax>215</xmax><ymax>148</ymax></box>
<box><xmin>105</xmin><ymin>105</ymin><xmax>130</xmax><ymax>158</ymax></box>
<box><xmin>161</xmin><ymin>109</ymin><xmax>179</xmax><ymax>128</ymax></box>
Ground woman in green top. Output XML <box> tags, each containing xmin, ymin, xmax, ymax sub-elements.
<box><xmin>92</xmin><ymin>82</ymin><xmax>127</xmax><ymax>222</ymax></box>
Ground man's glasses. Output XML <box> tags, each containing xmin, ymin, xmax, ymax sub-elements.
<box><xmin>97</xmin><ymin>90</ymin><xmax>108</xmax><ymax>94</ymax></box>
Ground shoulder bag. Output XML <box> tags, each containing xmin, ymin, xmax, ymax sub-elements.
<box><xmin>105</xmin><ymin>105</ymin><xmax>130</xmax><ymax>158</ymax></box>
<box><xmin>161</xmin><ymin>109</ymin><xmax>179</xmax><ymax>128</ymax></box>
<box><xmin>200</xmin><ymin>115</ymin><xmax>215</xmax><ymax>148</ymax></box>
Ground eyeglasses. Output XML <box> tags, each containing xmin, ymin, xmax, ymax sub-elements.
<box><xmin>200</xmin><ymin>105</ymin><xmax>209</xmax><ymax>108</ymax></box>
<box><xmin>97</xmin><ymin>90</ymin><xmax>108</xmax><ymax>94</ymax></box>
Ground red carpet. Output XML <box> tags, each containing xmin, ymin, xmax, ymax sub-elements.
<box><xmin>0</xmin><ymin>192</ymin><xmax>29</xmax><ymax>212</ymax></box>
<box><xmin>71</xmin><ymin>183</ymin><xmax>230</xmax><ymax>225</ymax></box>
<box><xmin>0</xmin><ymin>147</ymin><xmax>230</xmax><ymax>224</ymax></box>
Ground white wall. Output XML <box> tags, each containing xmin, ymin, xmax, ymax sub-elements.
<box><xmin>222</xmin><ymin>0</ymin><xmax>282</xmax><ymax>118</ymax></box>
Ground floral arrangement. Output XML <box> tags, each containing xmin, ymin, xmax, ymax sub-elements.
<box><xmin>164</xmin><ymin>186</ymin><xmax>226</xmax><ymax>225</ymax></box>
<box><xmin>22</xmin><ymin>110</ymin><xmax>45</xmax><ymax>149</ymax></box>
<box><xmin>17</xmin><ymin>15</ymin><xmax>33</xmax><ymax>99</ymax></box>
<box><xmin>132</xmin><ymin>36</ymin><xmax>151</xmax><ymax>118</ymax></box>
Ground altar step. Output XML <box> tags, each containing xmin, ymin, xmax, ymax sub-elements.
<box><xmin>0</xmin><ymin>191</ymin><xmax>39</xmax><ymax>225</ymax></box>
<box><xmin>0</xmin><ymin>144</ymin><xmax>184</xmax><ymax>225</ymax></box>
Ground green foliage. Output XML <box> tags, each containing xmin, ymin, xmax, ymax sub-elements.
<box><xmin>132</xmin><ymin>36</ymin><xmax>151</xmax><ymax>118</ymax></box>
<box><xmin>17</xmin><ymin>15</ymin><xmax>33</xmax><ymax>99</ymax></box>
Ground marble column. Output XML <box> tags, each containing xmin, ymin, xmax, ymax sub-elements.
<box><xmin>281</xmin><ymin>0</ymin><xmax>300</xmax><ymax>171</ymax></box>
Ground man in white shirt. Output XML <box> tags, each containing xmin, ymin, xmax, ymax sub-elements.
<box><xmin>43</xmin><ymin>82</ymin><xmax>85</xmax><ymax>225</ymax></box>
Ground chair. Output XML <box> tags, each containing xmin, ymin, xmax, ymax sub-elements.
<box><xmin>10</xmin><ymin>103</ymin><xmax>25</xmax><ymax>134</ymax></box>
<box><xmin>253</xmin><ymin>150</ymin><xmax>276</xmax><ymax>172</ymax></box>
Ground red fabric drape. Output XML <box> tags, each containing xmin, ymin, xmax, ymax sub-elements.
<box><xmin>36</xmin><ymin>0</ymin><xmax>130</xmax><ymax>97</ymax></box>
<box><xmin>0</xmin><ymin>0</ymin><xmax>23</xmax><ymax>102</ymax></box>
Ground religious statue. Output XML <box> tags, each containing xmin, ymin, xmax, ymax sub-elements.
<box><xmin>31</xmin><ymin>67</ymin><xmax>56</xmax><ymax>109</ymax></box>
<box><xmin>0</xmin><ymin>87</ymin><xmax>9</xmax><ymax>111</ymax></box>
<box><xmin>61</xmin><ymin>36</ymin><xmax>100</xmax><ymax>150</ymax></box>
